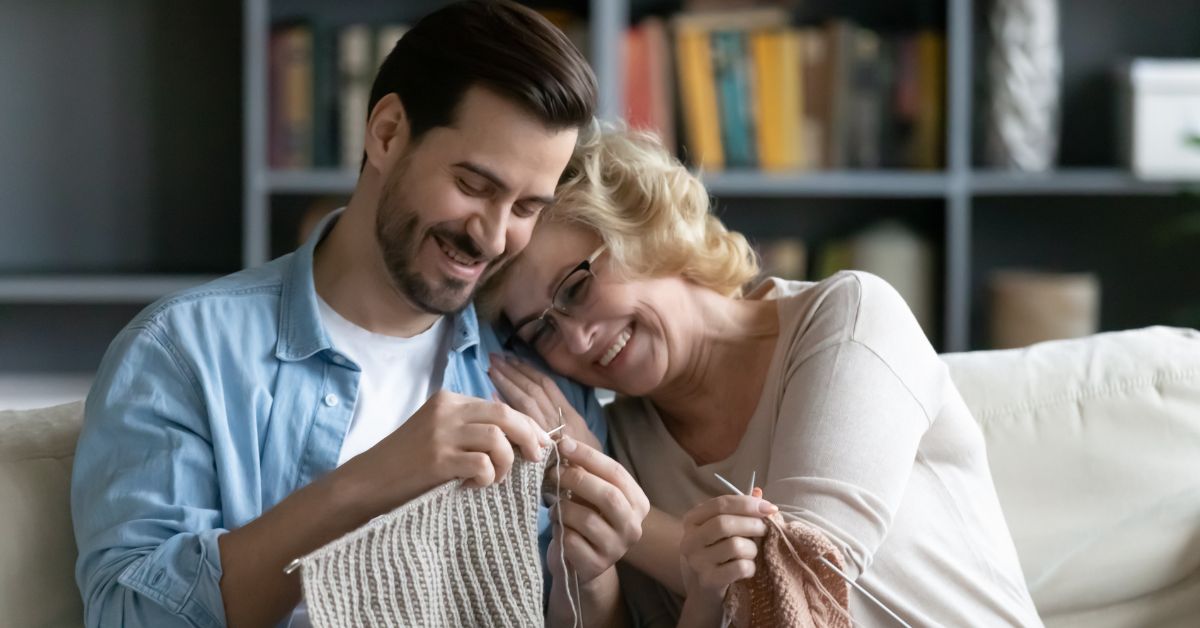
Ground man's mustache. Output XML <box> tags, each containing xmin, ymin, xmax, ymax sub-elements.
<box><xmin>430</xmin><ymin>226</ymin><xmax>489</xmax><ymax>263</ymax></box>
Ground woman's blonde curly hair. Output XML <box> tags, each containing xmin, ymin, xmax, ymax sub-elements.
<box><xmin>478</xmin><ymin>122</ymin><xmax>760</xmax><ymax>319</ymax></box>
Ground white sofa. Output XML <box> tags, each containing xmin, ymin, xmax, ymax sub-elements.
<box><xmin>2</xmin><ymin>326</ymin><xmax>1198</xmax><ymax>627</ymax></box>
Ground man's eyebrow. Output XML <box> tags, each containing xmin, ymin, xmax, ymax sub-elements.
<box><xmin>454</xmin><ymin>161</ymin><xmax>555</xmax><ymax>207</ymax></box>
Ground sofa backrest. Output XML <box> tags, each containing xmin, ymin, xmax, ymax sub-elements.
<box><xmin>944</xmin><ymin>326</ymin><xmax>1200</xmax><ymax>628</ymax></box>
<box><xmin>0</xmin><ymin>400</ymin><xmax>85</xmax><ymax>628</ymax></box>
<box><xmin>3</xmin><ymin>327</ymin><xmax>1199</xmax><ymax>627</ymax></box>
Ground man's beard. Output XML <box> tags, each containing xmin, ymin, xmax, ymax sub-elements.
<box><xmin>374</xmin><ymin>159</ymin><xmax>501</xmax><ymax>315</ymax></box>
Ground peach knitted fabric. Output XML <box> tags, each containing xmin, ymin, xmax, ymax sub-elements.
<box><xmin>291</xmin><ymin>451</ymin><xmax>549</xmax><ymax>628</ymax></box>
<box><xmin>725</xmin><ymin>514</ymin><xmax>852</xmax><ymax>628</ymax></box>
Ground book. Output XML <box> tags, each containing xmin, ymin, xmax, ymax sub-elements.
<box><xmin>912</xmin><ymin>29</ymin><xmax>945</xmax><ymax>169</ymax></box>
<box><xmin>674</xmin><ymin>27</ymin><xmax>724</xmax><ymax>170</ymax></box>
<box><xmin>312</xmin><ymin>23</ymin><xmax>338</xmax><ymax>168</ymax></box>
<box><xmin>671</xmin><ymin>7</ymin><xmax>790</xmax><ymax>32</ymax></box>
<box><xmin>643</xmin><ymin>17</ymin><xmax>676</xmax><ymax>152</ymax></box>
<box><xmin>624</xmin><ymin>19</ymin><xmax>676</xmax><ymax>149</ymax></box>
<box><xmin>799</xmin><ymin>27</ymin><xmax>830</xmax><ymax>170</ymax></box>
<box><xmin>270</xmin><ymin>23</ymin><xmax>314</xmax><ymax>169</ymax></box>
<box><xmin>712</xmin><ymin>30</ymin><xmax>757</xmax><ymax>168</ymax></box>
<box><xmin>848</xmin><ymin>26</ymin><xmax>883</xmax><ymax>168</ymax></box>
<box><xmin>751</xmin><ymin>30</ymin><xmax>803</xmax><ymax>171</ymax></box>
<box><xmin>824</xmin><ymin>19</ymin><xmax>856</xmax><ymax>169</ymax></box>
<box><xmin>338</xmin><ymin>24</ymin><xmax>372</xmax><ymax>171</ymax></box>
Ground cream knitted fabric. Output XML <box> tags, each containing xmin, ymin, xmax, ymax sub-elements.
<box><xmin>293</xmin><ymin>451</ymin><xmax>549</xmax><ymax>628</ymax></box>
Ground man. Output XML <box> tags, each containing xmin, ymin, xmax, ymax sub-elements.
<box><xmin>71</xmin><ymin>2</ymin><xmax>647</xmax><ymax>626</ymax></box>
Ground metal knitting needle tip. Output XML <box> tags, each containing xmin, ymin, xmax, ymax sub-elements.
<box><xmin>545</xmin><ymin>424</ymin><xmax>566</xmax><ymax>437</ymax></box>
<box><xmin>713</xmin><ymin>472</ymin><xmax>745</xmax><ymax>496</ymax></box>
<box><xmin>749</xmin><ymin>470</ymin><xmax>756</xmax><ymax>495</ymax></box>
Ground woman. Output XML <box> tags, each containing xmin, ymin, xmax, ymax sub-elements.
<box><xmin>483</xmin><ymin>126</ymin><xmax>1043</xmax><ymax>627</ymax></box>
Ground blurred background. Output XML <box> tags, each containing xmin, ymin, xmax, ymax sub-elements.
<box><xmin>2</xmin><ymin>0</ymin><xmax>1199</xmax><ymax>408</ymax></box>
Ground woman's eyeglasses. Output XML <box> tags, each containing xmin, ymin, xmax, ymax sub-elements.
<box><xmin>507</xmin><ymin>244</ymin><xmax>606</xmax><ymax>352</ymax></box>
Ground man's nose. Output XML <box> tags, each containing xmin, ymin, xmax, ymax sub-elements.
<box><xmin>470</xmin><ymin>204</ymin><xmax>511</xmax><ymax>260</ymax></box>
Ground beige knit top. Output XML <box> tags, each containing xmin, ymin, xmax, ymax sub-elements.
<box><xmin>609</xmin><ymin>272</ymin><xmax>1044</xmax><ymax>627</ymax></box>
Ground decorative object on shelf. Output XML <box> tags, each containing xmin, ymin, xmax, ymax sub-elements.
<box><xmin>759</xmin><ymin>238</ymin><xmax>808</xmax><ymax>281</ymax></box>
<box><xmin>816</xmin><ymin>221</ymin><xmax>935</xmax><ymax>337</ymax></box>
<box><xmin>1118</xmin><ymin>59</ymin><xmax>1200</xmax><ymax>180</ymax></box>
<box><xmin>986</xmin><ymin>0</ymin><xmax>1061</xmax><ymax>172</ymax></box>
<box><xmin>989</xmin><ymin>271</ymin><xmax>1099</xmax><ymax>349</ymax></box>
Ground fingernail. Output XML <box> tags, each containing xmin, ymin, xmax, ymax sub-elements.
<box><xmin>759</xmin><ymin>500</ymin><xmax>778</xmax><ymax>515</ymax></box>
<box><xmin>559</xmin><ymin>436</ymin><xmax>577</xmax><ymax>454</ymax></box>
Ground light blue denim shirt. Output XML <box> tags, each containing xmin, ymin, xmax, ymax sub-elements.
<box><xmin>71</xmin><ymin>214</ymin><xmax>605</xmax><ymax>628</ymax></box>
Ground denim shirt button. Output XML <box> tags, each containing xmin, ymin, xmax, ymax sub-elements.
<box><xmin>324</xmin><ymin>393</ymin><xmax>339</xmax><ymax>407</ymax></box>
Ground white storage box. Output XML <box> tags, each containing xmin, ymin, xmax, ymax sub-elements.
<box><xmin>1119</xmin><ymin>59</ymin><xmax>1200</xmax><ymax>180</ymax></box>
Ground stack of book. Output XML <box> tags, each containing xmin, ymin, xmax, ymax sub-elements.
<box><xmin>636</xmin><ymin>8</ymin><xmax>945</xmax><ymax>172</ymax></box>
<box><xmin>269</xmin><ymin>22</ymin><xmax>408</xmax><ymax>170</ymax></box>
<box><xmin>269</xmin><ymin>10</ymin><xmax>589</xmax><ymax>172</ymax></box>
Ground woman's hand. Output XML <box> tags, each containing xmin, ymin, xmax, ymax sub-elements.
<box><xmin>546</xmin><ymin>436</ymin><xmax>650</xmax><ymax>584</ymax></box>
<box><xmin>488</xmin><ymin>353</ymin><xmax>600</xmax><ymax>450</ymax></box>
<box><xmin>679</xmin><ymin>489</ymin><xmax>776</xmax><ymax>613</ymax></box>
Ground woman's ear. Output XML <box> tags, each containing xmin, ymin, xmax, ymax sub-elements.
<box><xmin>363</xmin><ymin>93</ymin><xmax>410</xmax><ymax>174</ymax></box>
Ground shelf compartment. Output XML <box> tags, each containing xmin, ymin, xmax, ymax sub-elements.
<box><xmin>0</xmin><ymin>275</ymin><xmax>221</xmax><ymax>304</ymax></box>
<box><xmin>970</xmin><ymin>169</ymin><xmax>1200</xmax><ymax>196</ymax></box>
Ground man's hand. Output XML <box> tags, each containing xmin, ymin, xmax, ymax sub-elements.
<box><xmin>546</xmin><ymin>436</ymin><xmax>649</xmax><ymax>584</ymax></box>
<box><xmin>342</xmin><ymin>389</ymin><xmax>550</xmax><ymax>515</ymax></box>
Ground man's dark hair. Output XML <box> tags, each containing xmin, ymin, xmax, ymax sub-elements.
<box><xmin>369</xmin><ymin>0</ymin><xmax>597</xmax><ymax>148</ymax></box>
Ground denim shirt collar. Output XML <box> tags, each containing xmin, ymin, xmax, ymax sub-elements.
<box><xmin>274</xmin><ymin>208</ymin><xmax>481</xmax><ymax>362</ymax></box>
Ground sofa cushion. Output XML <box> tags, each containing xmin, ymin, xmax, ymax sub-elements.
<box><xmin>0</xmin><ymin>400</ymin><xmax>85</xmax><ymax>628</ymax></box>
<box><xmin>943</xmin><ymin>326</ymin><xmax>1200</xmax><ymax>628</ymax></box>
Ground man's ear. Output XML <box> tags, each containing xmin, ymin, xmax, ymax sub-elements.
<box><xmin>363</xmin><ymin>93</ymin><xmax>409</xmax><ymax>174</ymax></box>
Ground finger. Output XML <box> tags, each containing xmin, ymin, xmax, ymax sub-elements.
<box><xmin>556</xmin><ymin>459</ymin><xmax>635</xmax><ymax>531</ymax></box>
<box><xmin>558</xmin><ymin>498</ymin><xmax>623</xmax><ymax>555</ymax></box>
<box><xmin>704</xmin><ymin>559</ymin><xmax>756</xmax><ymax>589</ymax></box>
<box><xmin>503</xmin><ymin>357</ymin><xmax>564</xmax><ymax>405</ymax></box>
<box><xmin>695</xmin><ymin>513</ymin><xmax>769</xmax><ymax>547</ymax></box>
<box><xmin>694</xmin><ymin>536</ymin><xmax>759</xmax><ymax>569</ymax></box>
<box><xmin>454</xmin><ymin>451</ymin><xmax>496</xmax><ymax>489</ymax></box>
<box><xmin>464</xmin><ymin>400</ymin><xmax>549</xmax><ymax>461</ymax></box>
<box><xmin>751</xmin><ymin>487</ymin><xmax>763</xmax><ymax>498</ymax></box>
<box><xmin>488</xmin><ymin>366</ymin><xmax>545</xmax><ymax>427</ymax></box>
<box><xmin>681</xmin><ymin>514</ymin><xmax>768</xmax><ymax>555</ymax></box>
<box><xmin>557</xmin><ymin>437</ymin><xmax>649</xmax><ymax>517</ymax></box>
<box><xmin>494</xmin><ymin>357</ymin><xmax>560</xmax><ymax>423</ymax></box>
<box><xmin>559</xmin><ymin>524</ymin><xmax>607</xmax><ymax>583</ymax></box>
<box><xmin>683</xmin><ymin>495</ymin><xmax>776</xmax><ymax>527</ymax></box>
<box><xmin>456</xmin><ymin>423</ymin><xmax>514</xmax><ymax>485</ymax></box>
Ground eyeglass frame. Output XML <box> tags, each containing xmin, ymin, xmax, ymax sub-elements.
<box><xmin>504</xmin><ymin>244</ymin><xmax>606</xmax><ymax>350</ymax></box>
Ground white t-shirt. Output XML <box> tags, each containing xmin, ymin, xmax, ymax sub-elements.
<box><xmin>288</xmin><ymin>296</ymin><xmax>451</xmax><ymax>627</ymax></box>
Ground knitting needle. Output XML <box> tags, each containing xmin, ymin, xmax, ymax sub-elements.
<box><xmin>748</xmin><ymin>470</ymin><xmax>756</xmax><ymax>495</ymax></box>
<box><xmin>546</xmin><ymin>424</ymin><xmax>566</xmax><ymax>437</ymax></box>
<box><xmin>711</xmin><ymin>472</ymin><xmax>913</xmax><ymax>628</ymax></box>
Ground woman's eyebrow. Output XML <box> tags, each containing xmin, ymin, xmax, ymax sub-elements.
<box><xmin>509</xmin><ymin>259</ymin><xmax>582</xmax><ymax>330</ymax></box>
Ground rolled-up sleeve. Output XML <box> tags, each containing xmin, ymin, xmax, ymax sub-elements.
<box><xmin>72</xmin><ymin>321</ymin><xmax>228</xmax><ymax>628</ymax></box>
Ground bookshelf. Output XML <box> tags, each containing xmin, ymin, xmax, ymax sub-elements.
<box><xmin>244</xmin><ymin>0</ymin><xmax>1200</xmax><ymax>354</ymax></box>
<box><xmin>2</xmin><ymin>0</ymin><xmax>1198</xmax><ymax>377</ymax></box>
